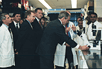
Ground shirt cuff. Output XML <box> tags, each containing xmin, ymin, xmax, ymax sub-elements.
<box><xmin>75</xmin><ymin>44</ymin><xmax>80</xmax><ymax>49</ymax></box>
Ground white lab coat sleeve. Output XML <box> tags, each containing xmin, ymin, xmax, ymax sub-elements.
<box><xmin>0</xmin><ymin>28</ymin><xmax>5</xmax><ymax>46</ymax></box>
<box><xmin>69</xmin><ymin>22</ymin><xmax>77</xmax><ymax>39</ymax></box>
<box><xmin>80</xmin><ymin>33</ymin><xmax>92</xmax><ymax>46</ymax></box>
<box><xmin>71</xmin><ymin>30</ymin><xmax>77</xmax><ymax>38</ymax></box>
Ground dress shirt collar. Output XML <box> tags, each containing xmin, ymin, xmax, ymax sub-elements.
<box><xmin>26</xmin><ymin>20</ymin><xmax>31</xmax><ymax>24</ymax></box>
<box><xmin>13</xmin><ymin>21</ymin><xmax>20</xmax><ymax>28</ymax></box>
<box><xmin>26</xmin><ymin>20</ymin><xmax>33</xmax><ymax>29</ymax></box>
<box><xmin>91</xmin><ymin>20</ymin><xmax>98</xmax><ymax>25</ymax></box>
<box><xmin>35</xmin><ymin>17</ymin><xmax>40</xmax><ymax>22</ymax></box>
<box><xmin>3</xmin><ymin>24</ymin><xmax>8</xmax><ymax>29</ymax></box>
<box><xmin>58</xmin><ymin>19</ymin><xmax>65</xmax><ymax>28</ymax></box>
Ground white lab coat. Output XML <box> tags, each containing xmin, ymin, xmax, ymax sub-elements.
<box><xmin>76</xmin><ymin>21</ymin><xmax>89</xmax><ymax>34</ymax></box>
<box><xmin>54</xmin><ymin>21</ymin><xmax>78</xmax><ymax>67</ymax></box>
<box><xmin>0</xmin><ymin>24</ymin><xmax>15</xmax><ymax>68</ymax></box>
<box><xmin>74</xmin><ymin>32</ymin><xmax>91</xmax><ymax>46</ymax></box>
<box><xmin>87</xmin><ymin>21</ymin><xmax>102</xmax><ymax>40</ymax></box>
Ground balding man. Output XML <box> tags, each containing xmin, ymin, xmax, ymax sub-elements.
<box><xmin>15</xmin><ymin>11</ymin><xmax>36</xmax><ymax>69</ymax></box>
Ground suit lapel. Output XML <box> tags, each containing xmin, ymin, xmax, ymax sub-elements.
<box><xmin>25</xmin><ymin>20</ymin><xmax>33</xmax><ymax>30</ymax></box>
<box><xmin>35</xmin><ymin>19</ymin><xmax>43</xmax><ymax>30</ymax></box>
<box><xmin>57</xmin><ymin>19</ymin><xmax>65</xmax><ymax>29</ymax></box>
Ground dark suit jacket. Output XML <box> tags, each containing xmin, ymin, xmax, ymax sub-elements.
<box><xmin>36</xmin><ymin>19</ymin><xmax>77</xmax><ymax>56</ymax></box>
<box><xmin>31</xmin><ymin>18</ymin><xmax>43</xmax><ymax>49</ymax></box>
<box><xmin>15</xmin><ymin>20</ymin><xmax>36</xmax><ymax>55</ymax></box>
<box><xmin>9</xmin><ymin>22</ymin><xmax>21</xmax><ymax>49</ymax></box>
<box><xmin>0</xmin><ymin>21</ymin><xmax>3</xmax><ymax>26</ymax></box>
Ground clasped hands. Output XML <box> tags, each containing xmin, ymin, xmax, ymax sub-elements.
<box><xmin>15</xmin><ymin>49</ymin><xmax>18</xmax><ymax>55</ymax></box>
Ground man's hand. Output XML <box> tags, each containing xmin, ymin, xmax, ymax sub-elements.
<box><xmin>82</xmin><ymin>50</ymin><xmax>89</xmax><ymax>55</ymax></box>
<box><xmin>65</xmin><ymin>27</ymin><xmax>70</xmax><ymax>33</ymax></box>
<box><xmin>15</xmin><ymin>52</ymin><xmax>18</xmax><ymax>55</ymax></box>
<box><xmin>66</xmin><ymin>11</ymin><xmax>71</xmax><ymax>16</ymax></box>
<box><xmin>64</xmin><ymin>43</ymin><xmax>70</xmax><ymax>47</ymax></box>
<box><xmin>15</xmin><ymin>49</ymin><xmax>16</xmax><ymax>51</ymax></box>
<box><xmin>71</xmin><ymin>25</ymin><xmax>76</xmax><ymax>31</ymax></box>
<box><xmin>78</xmin><ymin>45</ymin><xmax>89</xmax><ymax>50</ymax></box>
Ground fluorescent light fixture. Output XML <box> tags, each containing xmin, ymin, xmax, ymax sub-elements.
<box><xmin>0</xmin><ymin>0</ymin><xmax>2</xmax><ymax>2</ymax></box>
<box><xmin>71</xmin><ymin>0</ymin><xmax>77</xmax><ymax>8</ymax></box>
<box><xmin>39</xmin><ymin>0</ymin><xmax>52</xmax><ymax>9</ymax></box>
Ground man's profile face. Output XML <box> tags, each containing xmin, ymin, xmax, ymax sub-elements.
<box><xmin>29</xmin><ymin>12</ymin><xmax>36</xmax><ymax>23</ymax></box>
<box><xmin>62</xmin><ymin>16</ymin><xmax>70</xmax><ymax>25</ymax></box>
<box><xmin>5</xmin><ymin>15</ymin><xmax>12</xmax><ymax>24</ymax></box>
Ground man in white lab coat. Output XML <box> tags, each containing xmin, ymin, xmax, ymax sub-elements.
<box><xmin>0</xmin><ymin>13</ymin><xmax>15</xmax><ymax>69</ymax></box>
<box><xmin>75</xmin><ymin>18</ymin><xmax>91</xmax><ymax>46</ymax></box>
<box><xmin>87</xmin><ymin>12</ymin><xmax>102</xmax><ymax>40</ymax></box>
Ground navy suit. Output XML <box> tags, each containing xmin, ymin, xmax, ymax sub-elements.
<box><xmin>15</xmin><ymin>20</ymin><xmax>36</xmax><ymax>69</ymax></box>
<box><xmin>9</xmin><ymin>22</ymin><xmax>21</xmax><ymax>49</ymax></box>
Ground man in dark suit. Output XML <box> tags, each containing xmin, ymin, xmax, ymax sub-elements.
<box><xmin>9</xmin><ymin>13</ymin><xmax>21</xmax><ymax>50</ymax></box>
<box><xmin>9</xmin><ymin>13</ymin><xmax>21</xmax><ymax>69</ymax></box>
<box><xmin>0</xmin><ymin>21</ymin><xmax>3</xmax><ymax>26</ymax></box>
<box><xmin>15</xmin><ymin>11</ymin><xmax>36</xmax><ymax>69</ymax></box>
<box><xmin>31</xmin><ymin>8</ymin><xmax>43</xmax><ymax>69</ymax></box>
<box><xmin>31</xmin><ymin>8</ymin><xmax>43</xmax><ymax>49</ymax></box>
<box><xmin>36</xmin><ymin>11</ymin><xmax>89</xmax><ymax>69</ymax></box>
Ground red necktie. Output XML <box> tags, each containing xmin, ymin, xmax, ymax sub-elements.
<box><xmin>66</xmin><ymin>25</ymin><xmax>68</xmax><ymax>36</ymax></box>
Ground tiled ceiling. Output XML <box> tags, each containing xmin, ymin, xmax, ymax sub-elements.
<box><xmin>28</xmin><ymin>0</ymin><xmax>90</xmax><ymax>9</ymax></box>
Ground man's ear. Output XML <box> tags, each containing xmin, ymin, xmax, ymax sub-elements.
<box><xmin>2</xmin><ymin>19</ymin><xmax>5</xmax><ymax>22</ymax></box>
<box><xmin>27</xmin><ymin>15</ymin><xmax>29</xmax><ymax>18</ymax></box>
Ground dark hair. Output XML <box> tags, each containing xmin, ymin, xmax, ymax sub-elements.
<box><xmin>13</xmin><ymin>12</ymin><xmax>21</xmax><ymax>17</ymax></box>
<box><xmin>35</xmin><ymin>8</ymin><xmax>42</xmax><ymax>13</ymax></box>
<box><xmin>24</xmin><ymin>10</ymin><xmax>35</xmax><ymax>18</ymax></box>
<box><xmin>41</xmin><ymin>17</ymin><xmax>46</xmax><ymax>21</ymax></box>
<box><xmin>77</xmin><ymin>16</ymin><xmax>83</xmax><ymax>21</ymax></box>
<box><xmin>90</xmin><ymin>12</ymin><xmax>97</xmax><ymax>17</ymax></box>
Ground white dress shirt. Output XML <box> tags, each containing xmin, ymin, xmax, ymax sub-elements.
<box><xmin>13</xmin><ymin>21</ymin><xmax>20</xmax><ymax>28</ymax></box>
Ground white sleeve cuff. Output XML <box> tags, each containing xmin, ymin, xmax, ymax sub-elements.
<box><xmin>75</xmin><ymin>44</ymin><xmax>80</xmax><ymax>49</ymax></box>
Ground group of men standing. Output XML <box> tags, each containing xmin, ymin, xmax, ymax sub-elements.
<box><xmin>1</xmin><ymin>8</ymin><xmax>99</xmax><ymax>69</ymax></box>
<box><xmin>0</xmin><ymin>8</ymin><xmax>44</xmax><ymax>69</ymax></box>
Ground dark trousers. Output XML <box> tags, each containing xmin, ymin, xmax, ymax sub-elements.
<box><xmin>15</xmin><ymin>54</ymin><xmax>35</xmax><ymax>69</ymax></box>
<box><xmin>56</xmin><ymin>47</ymin><xmax>74</xmax><ymax>69</ymax></box>
<box><xmin>39</xmin><ymin>55</ymin><xmax>54</xmax><ymax>69</ymax></box>
<box><xmin>33</xmin><ymin>53</ymin><xmax>40</xmax><ymax>69</ymax></box>
<box><xmin>14</xmin><ymin>54</ymin><xmax>20</xmax><ymax>69</ymax></box>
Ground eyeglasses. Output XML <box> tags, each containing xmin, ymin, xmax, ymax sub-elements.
<box><xmin>90</xmin><ymin>16</ymin><xmax>96</xmax><ymax>18</ymax></box>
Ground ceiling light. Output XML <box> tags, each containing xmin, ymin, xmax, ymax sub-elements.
<box><xmin>71</xmin><ymin>0</ymin><xmax>77</xmax><ymax>8</ymax></box>
<box><xmin>39</xmin><ymin>0</ymin><xmax>52</xmax><ymax>9</ymax></box>
<box><xmin>0</xmin><ymin>0</ymin><xmax>2</xmax><ymax>2</ymax></box>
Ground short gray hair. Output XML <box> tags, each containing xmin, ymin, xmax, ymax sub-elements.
<box><xmin>24</xmin><ymin>10</ymin><xmax>35</xmax><ymax>18</ymax></box>
<box><xmin>58</xmin><ymin>11</ymin><xmax>69</xmax><ymax>19</ymax></box>
<box><xmin>1</xmin><ymin>13</ymin><xmax>8</xmax><ymax>20</ymax></box>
